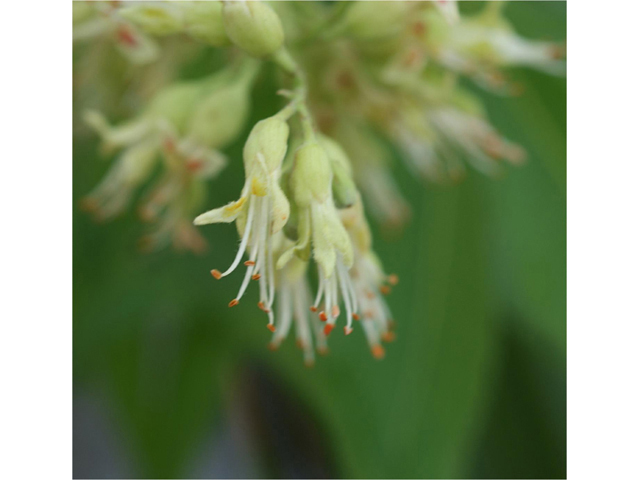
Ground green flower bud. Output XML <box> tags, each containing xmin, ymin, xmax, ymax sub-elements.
<box><xmin>181</xmin><ymin>1</ymin><xmax>229</xmax><ymax>46</ymax></box>
<box><xmin>118</xmin><ymin>3</ymin><xmax>184</xmax><ymax>36</ymax></box>
<box><xmin>243</xmin><ymin>116</ymin><xmax>290</xmax><ymax>176</ymax></box>
<box><xmin>146</xmin><ymin>82</ymin><xmax>206</xmax><ymax>132</ymax></box>
<box><xmin>73</xmin><ymin>1</ymin><xmax>94</xmax><ymax>24</ymax></box>
<box><xmin>338</xmin><ymin>1</ymin><xmax>412</xmax><ymax>40</ymax></box>
<box><xmin>222</xmin><ymin>1</ymin><xmax>284</xmax><ymax>57</ymax></box>
<box><xmin>185</xmin><ymin>80</ymin><xmax>251</xmax><ymax>149</ymax></box>
<box><xmin>319</xmin><ymin>135</ymin><xmax>358</xmax><ymax>209</ymax></box>
<box><xmin>291</xmin><ymin>142</ymin><xmax>332</xmax><ymax>208</ymax></box>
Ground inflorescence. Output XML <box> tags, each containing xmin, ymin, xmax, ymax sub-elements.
<box><xmin>75</xmin><ymin>0</ymin><xmax>564</xmax><ymax>364</ymax></box>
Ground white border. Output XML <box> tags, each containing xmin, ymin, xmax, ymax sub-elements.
<box><xmin>568</xmin><ymin>1</ymin><xmax>640</xmax><ymax>479</ymax></box>
<box><xmin>1</xmin><ymin>1</ymin><xmax>72</xmax><ymax>479</ymax></box>
<box><xmin>2</xmin><ymin>1</ymin><xmax>640</xmax><ymax>479</ymax></box>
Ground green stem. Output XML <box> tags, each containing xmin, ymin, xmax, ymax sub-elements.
<box><xmin>272</xmin><ymin>47</ymin><xmax>316</xmax><ymax>143</ymax></box>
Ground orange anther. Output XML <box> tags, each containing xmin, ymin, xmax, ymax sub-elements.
<box><xmin>344</xmin><ymin>326</ymin><xmax>353</xmax><ymax>336</ymax></box>
<box><xmin>331</xmin><ymin>305</ymin><xmax>340</xmax><ymax>318</ymax></box>
<box><xmin>324</xmin><ymin>324</ymin><xmax>334</xmax><ymax>336</ymax></box>
<box><xmin>352</xmin><ymin>313</ymin><xmax>360</xmax><ymax>321</ymax></box>
<box><xmin>388</xmin><ymin>274</ymin><xmax>399</xmax><ymax>286</ymax></box>
<box><xmin>267</xmin><ymin>342</ymin><xmax>279</xmax><ymax>351</ymax></box>
<box><xmin>252</xmin><ymin>274</ymin><xmax>261</xmax><ymax>280</ymax></box>
<box><xmin>319</xmin><ymin>311</ymin><xmax>328</xmax><ymax>322</ymax></box>
<box><xmin>211</xmin><ymin>269</ymin><xmax>222</xmax><ymax>280</ymax></box>
<box><xmin>266</xmin><ymin>324</ymin><xmax>276</xmax><ymax>333</ymax></box>
<box><xmin>244</xmin><ymin>260</ymin><xmax>256</xmax><ymax>266</ymax></box>
<box><xmin>381</xmin><ymin>331</ymin><xmax>396</xmax><ymax>343</ymax></box>
<box><xmin>371</xmin><ymin>344</ymin><xmax>385</xmax><ymax>360</ymax></box>
<box><xmin>228</xmin><ymin>299</ymin><xmax>239</xmax><ymax>308</ymax></box>
<box><xmin>186</xmin><ymin>160</ymin><xmax>203</xmax><ymax>172</ymax></box>
<box><xmin>116</xmin><ymin>26</ymin><xmax>137</xmax><ymax>47</ymax></box>
<box><xmin>310</xmin><ymin>306</ymin><xmax>318</xmax><ymax>313</ymax></box>
<box><xmin>380</xmin><ymin>285</ymin><xmax>391</xmax><ymax>295</ymax></box>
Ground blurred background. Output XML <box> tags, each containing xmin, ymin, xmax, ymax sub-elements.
<box><xmin>73</xmin><ymin>2</ymin><xmax>566</xmax><ymax>478</ymax></box>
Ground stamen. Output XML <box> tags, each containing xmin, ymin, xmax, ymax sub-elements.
<box><xmin>211</xmin><ymin>269</ymin><xmax>222</xmax><ymax>280</ymax></box>
<box><xmin>352</xmin><ymin>313</ymin><xmax>360</xmax><ymax>321</ymax></box>
<box><xmin>344</xmin><ymin>326</ymin><xmax>353</xmax><ymax>335</ymax></box>
<box><xmin>324</xmin><ymin>278</ymin><xmax>332</xmax><ymax>318</ymax></box>
<box><xmin>331</xmin><ymin>305</ymin><xmax>340</xmax><ymax>318</ymax></box>
<box><xmin>313</xmin><ymin>269</ymin><xmax>325</xmax><ymax>310</ymax></box>
<box><xmin>380</xmin><ymin>285</ymin><xmax>391</xmax><ymax>295</ymax></box>
<box><xmin>336</xmin><ymin>260</ymin><xmax>355</xmax><ymax>331</ymax></box>
<box><xmin>323</xmin><ymin>324</ymin><xmax>334</xmax><ymax>336</ymax></box>
<box><xmin>244</xmin><ymin>260</ymin><xmax>255</xmax><ymax>266</ymax></box>
<box><xmin>318</xmin><ymin>311</ymin><xmax>328</xmax><ymax>322</ymax></box>
<box><xmin>266</xmin><ymin>324</ymin><xmax>276</xmax><ymax>332</ymax></box>
<box><xmin>388</xmin><ymin>274</ymin><xmax>399</xmax><ymax>285</ymax></box>
<box><xmin>252</xmin><ymin>274</ymin><xmax>261</xmax><ymax>280</ymax></box>
<box><xmin>218</xmin><ymin>195</ymin><xmax>255</xmax><ymax>277</ymax></box>
<box><xmin>228</xmin><ymin>299</ymin><xmax>239</xmax><ymax>307</ymax></box>
<box><xmin>273</xmin><ymin>285</ymin><xmax>293</xmax><ymax>344</ymax></box>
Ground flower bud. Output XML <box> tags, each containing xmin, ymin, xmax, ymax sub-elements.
<box><xmin>185</xmin><ymin>82</ymin><xmax>251</xmax><ymax>149</ymax></box>
<box><xmin>291</xmin><ymin>143</ymin><xmax>332</xmax><ymax>208</ymax></box>
<box><xmin>319</xmin><ymin>135</ymin><xmax>358</xmax><ymax>209</ymax></box>
<box><xmin>118</xmin><ymin>3</ymin><xmax>184</xmax><ymax>36</ymax></box>
<box><xmin>181</xmin><ymin>1</ymin><xmax>229</xmax><ymax>46</ymax></box>
<box><xmin>337</xmin><ymin>1</ymin><xmax>412</xmax><ymax>40</ymax></box>
<box><xmin>73</xmin><ymin>1</ymin><xmax>94</xmax><ymax>24</ymax></box>
<box><xmin>222</xmin><ymin>1</ymin><xmax>284</xmax><ymax>57</ymax></box>
<box><xmin>146</xmin><ymin>82</ymin><xmax>205</xmax><ymax>132</ymax></box>
<box><xmin>243</xmin><ymin>116</ymin><xmax>290</xmax><ymax>175</ymax></box>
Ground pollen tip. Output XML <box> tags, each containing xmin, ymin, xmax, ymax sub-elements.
<box><xmin>352</xmin><ymin>313</ymin><xmax>360</xmax><ymax>321</ymax></box>
<box><xmin>267</xmin><ymin>342</ymin><xmax>279</xmax><ymax>351</ymax></box>
<box><xmin>380</xmin><ymin>285</ymin><xmax>391</xmax><ymax>295</ymax></box>
<box><xmin>344</xmin><ymin>326</ymin><xmax>353</xmax><ymax>336</ymax></box>
<box><xmin>309</xmin><ymin>306</ymin><xmax>318</xmax><ymax>312</ymax></box>
<box><xmin>304</xmin><ymin>358</ymin><xmax>315</xmax><ymax>368</ymax></box>
<box><xmin>80</xmin><ymin>197</ymin><xmax>98</xmax><ymax>213</ymax></box>
<box><xmin>211</xmin><ymin>269</ymin><xmax>222</xmax><ymax>280</ymax></box>
<box><xmin>371</xmin><ymin>344</ymin><xmax>386</xmax><ymax>360</ymax></box>
<box><xmin>319</xmin><ymin>311</ymin><xmax>328</xmax><ymax>322</ymax></box>
<box><xmin>388</xmin><ymin>274</ymin><xmax>399</xmax><ymax>285</ymax></box>
<box><xmin>244</xmin><ymin>260</ymin><xmax>256</xmax><ymax>266</ymax></box>
<box><xmin>228</xmin><ymin>299</ymin><xmax>239</xmax><ymax>308</ymax></box>
<box><xmin>266</xmin><ymin>324</ymin><xmax>276</xmax><ymax>333</ymax></box>
<box><xmin>252</xmin><ymin>274</ymin><xmax>261</xmax><ymax>280</ymax></box>
<box><xmin>323</xmin><ymin>324</ymin><xmax>334</xmax><ymax>336</ymax></box>
<box><xmin>331</xmin><ymin>305</ymin><xmax>340</xmax><ymax>318</ymax></box>
<box><xmin>382</xmin><ymin>331</ymin><xmax>396</xmax><ymax>343</ymax></box>
<box><xmin>317</xmin><ymin>346</ymin><xmax>329</xmax><ymax>356</ymax></box>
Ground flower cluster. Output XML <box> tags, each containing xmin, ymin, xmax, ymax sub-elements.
<box><xmin>76</xmin><ymin>1</ymin><xmax>564</xmax><ymax>362</ymax></box>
